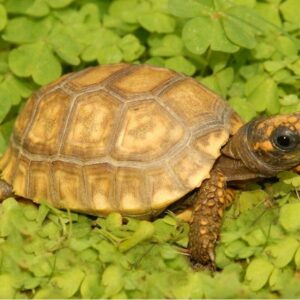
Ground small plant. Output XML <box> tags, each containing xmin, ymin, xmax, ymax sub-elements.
<box><xmin>0</xmin><ymin>0</ymin><xmax>299</xmax><ymax>298</ymax></box>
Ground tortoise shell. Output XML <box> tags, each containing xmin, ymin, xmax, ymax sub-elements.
<box><xmin>0</xmin><ymin>64</ymin><xmax>243</xmax><ymax>216</ymax></box>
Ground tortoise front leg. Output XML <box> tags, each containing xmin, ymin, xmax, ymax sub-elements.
<box><xmin>189</xmin><ymin>170</ymin><xmax>233</xmax><ymax>268</ymax></box>
<box><xmin>0</xmin><ymin>179</ymin><xmax>13</xmax><ymax>201</ymax></box>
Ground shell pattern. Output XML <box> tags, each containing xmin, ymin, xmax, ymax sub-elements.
<box><xmin>0</xmin><ymin>64</ymin><xmax>241</xmax><ymax>216</ymax></box>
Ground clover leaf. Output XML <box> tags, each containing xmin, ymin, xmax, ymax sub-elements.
<box><xmin>171</xmin><ymin>0</ymin><xmax>270</xmax><ymax>55</ymax></box>
<box><xmin>246</xmin><ymin>258</ymin><xmax>274</xmax><ymax>291</ymax></box>
<box><xmin>0</xmin><ymin>4</ymin><xmax>7</xmax><ymax>31</ymax></box>
<box><xmin>9</xmin><ymin>42</ymin><xmax>62</xmax><ymax>85</ymax></box>
<box><xmin>280</xmin><ymin>0</ymin><xmax>300</xmax><ymax>26</ymax></box>
<box><xmin>5</xmin><ymin>0</ymin><xmax>74</xmax><ymax>17</ymax></box>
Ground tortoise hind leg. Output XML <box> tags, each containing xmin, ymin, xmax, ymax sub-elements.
<box><xmin>189</xmin><ymin>171</ymin><xmax>234</xmax><ymax>268</ymax></box>
<box><xmin>0</xmin><ymin>179</ymin><xmax>13</xmax><ymax>201</ymax></box>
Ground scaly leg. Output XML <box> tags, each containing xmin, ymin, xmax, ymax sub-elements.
<box><xmin>0</xmin><ymin>179</ymin><xmax>13</xmax><ymax>201</ymax></box>
<box><xmin>189</xmin><ymin>171</ymin><xmax>233</xmax><ymax>268</ymax></box>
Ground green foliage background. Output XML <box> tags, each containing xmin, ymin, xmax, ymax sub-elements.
<box><xmin>0</xmin><ymin>0</ymin><xmax>300</xmax><ymax>298</ymax></box>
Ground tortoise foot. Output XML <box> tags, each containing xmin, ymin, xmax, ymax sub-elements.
<box><xmin>188</xmin><ymin>171</ymin><xmax>229</xmax><ymax>268</ymax></box>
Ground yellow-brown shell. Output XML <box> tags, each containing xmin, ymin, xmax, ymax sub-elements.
<box><xmin>0</xmin><ymin>64</ymin><xmax>243</xmax><ymax>216</ymax></box>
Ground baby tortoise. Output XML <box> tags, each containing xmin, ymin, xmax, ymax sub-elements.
<box><xmin>0</xmin><ymin>64</ymin><xmax>299</xmax><ymax>267</ymax></box>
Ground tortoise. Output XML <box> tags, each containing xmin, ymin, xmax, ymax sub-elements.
<box><xmin>0</xmin><ymin>63</ymin><xmax>299</xmax><ymax>266</ymax></box>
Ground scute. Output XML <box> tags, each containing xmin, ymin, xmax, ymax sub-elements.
<box><xmin>171</xmin><ymin>148</ymin><xmax>213</xmax><ymax>189</ymax></box>
<box><xmin>160</xmin><ymin>78</ymin><xmax>220</xmax><ymax>128</ymax></box>
<box><xmin>84</xmin><ymin>163</ymin><xmax>114</xmax><ymax>214</ymax></box>
<box><xmin>112</xmin><ymin>99</ymin><xmax>185</xmax><ymax>162</ymax></box>
<box><xmin>52</xmin><ymin>161</ymin><xmax>86</xmax><ymax>211</ymax></box>
<box><xmin>61</xmin><ymin>90</ymin><xmax>121</xmax><ymax>158</ymax></box>
<box><xmin>115</xmin><ymin>168</ymin><xmax>147</xmax><ymax>214</ymax></box>
<box><xmin>28</xmin><ymin>160</ymin><xmax>51</xmax><ymax>201</ymax></box>
<box><xmin>25</xmin><ymin>89</ymin><xmax>71</xmax><ymax>155</ymax></box>
<box><xmin>67</xmin><ymin>63</ymin><xmax>128</xmax><ymax>90</ymax></box>
<box><xmin>146</xmin><ymin>165</ymin><xmax>185</xmax><ymax>211</ymax></box>
<box><xmin>0</xmin><ymin>64</ymin><xmax>239</xmax><ymax>217</ymax></box>
<box><xmin>1</xmin><ymin>146</ymin><xmax>18</xmax><ymax>184</ymax></box>
<box><xmin>110</xmin><ymin>64</ymin><xmax>177</xmax><ymax>98</ymax></box>
<box><xmin>12</xmin><ymin>155</ymin><xmax>29</xmax><ymax>197</ymax></box>
<box><xmin>192</xmin><ymin>128</ymin><xmax>229</xmax><ymax>159</ymax></box>
<box><xmin>13</xmin><ymin>94</ymin><xmax>37</xmax><ymax>144</ymax></box>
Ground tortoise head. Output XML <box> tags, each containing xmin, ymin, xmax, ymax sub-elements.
<box><xmin>223</xmin><ymin>112</ymin><xmax>300</xmax><ymax>177</ymax></box>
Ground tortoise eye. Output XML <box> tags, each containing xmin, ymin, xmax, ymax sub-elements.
<box><xmin>272</xmin><ymin>127</ymin><xmax>298</xmax><ymax>151</ymax></box>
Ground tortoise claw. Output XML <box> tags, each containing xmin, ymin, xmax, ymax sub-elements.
<box><xmin>190</xmin><ymin>258</ymin><xmax>216</xmax><ymax>272</ymax></box>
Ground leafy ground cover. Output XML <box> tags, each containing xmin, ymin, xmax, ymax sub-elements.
<box><xmin>0</xmin><ymin>0</ymin><xmax>299</xmax><ymax>298</ymax></box>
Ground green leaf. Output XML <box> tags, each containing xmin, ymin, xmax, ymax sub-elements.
<box><xmin>49</xmin><ymin>25</ymin><xmax>82</xmax><ymax>65</ymax></box>
<box><xmin>46</xmin><ymin>0</ymin><xmax>74</xmax><ymax>8</ymax></box>
<box><xmin>278</xmin><ymin>171</ymin><xmax>300</xmax><ymax>188</ymax></box>
<box><xmin>279</xmin><ymin>203</ymin><xmax>300</xmax><ymax>232</ymax></box>
<box><xmin>289</xmin><ymin>59</ymin><xmax>300</xmax><ymax>75</ymax></box>
<box><xmin>0</xmin><ymin>83</ymin><xmax>12</xmax><ymax>123</ymax></box>
<box><xmin>168</xmin><ymin>0</ymin><xmax>210</xmax><ymax>18</ymax></box>
<box><xmin>224</xmin><ymin>240</ymin><xmax>254</xmax><ymax>258</ymax></box>
<box><xmin>0</xmin><ymin>76</ymin><xmax>32</xmax><ymax>108</ymax></box>
<box><xmin>280</xmin><ymin>0</ymin><xmax>300</xmax><ymax>26</ymax></box>
<box><xmin>138</xmin><ymin>12</ymin><xmax>175</xmax><ymax>33</ymax></box>
<box><xmin>276</xmin><ymin>36</ymin><xmax>298</xmax><ymax>57</ymax></box>
<box><xmin>3</xmin><ymin>17</ymin><xmax>50</xmax><ymax>44</ymax></box>
<box><xmin>269</xmin><ymin>267</ymin><xmax>298</xmax><ymax>296</ymax></box>
<box><xmin>153</xmin><ymin>218</ymin><xmax>177</xmax><ymax>243</ymax></box>
<box><xmin>247</xmin><ymin>76</ymin><xmax>279</xmax><ymax>114</ymax></box>
<box><xmin>215</xmin><ymin>67</ymin><xmax>234</xmax><ymax>96</ymax></box>
<box><xmin>102</xmin><ymin>264</ymin><xmax>124</xmax><ymax>298</ymax></box>
<box><xmin>24</xmin><ymin>0</ymin><xmax>50</xmax><ymax>17</ymax></box>
<box><xmin>119</xmin><ymin>221</ymin><xmax>154</xmax><ymax>252</ymax></box>
<box><xmin>165</xmin><ymin>56</ymin><xmax>196</xmax><ymax>76</ymax></box>
<box><xmin>200</xmin><ymin>67</ymin><xmax>233</xmax><ymax>96</ymax></box>
<box><xmin>0</xmin><ymin>274</ymin><xmax>17</xmax><ymax>298</ymax></box>
<box><xmin>206</xmin><ymin>266</ymin><xmax>245</xmax><ymax>299</ymax></box>
<box><xmin>182</xmin><ymin>16</ymin><xmax>213</xmax><ymax>54</ymax></box>
<box><xmin>294</xmin><ymin>246</ymin><xmax>300</xmax><ymax>268</ymax></box>
<box><xmin>223</xmin><ymin>7</ymin><xmax>257</xmax><ymax>49</ymax></box>
<box><xmin>105</xmin><ymin>212</ymin><xmax>123</xmax><ymax>230</ymax></box>
<box><xmin>252</xmin><ymin>42</ymin><xmax>275</xmax><ymax>60</ymax></box>
<box><xmin>211</xmin><ymin>18</ymin><xmax>239</xmax><ymax>53</ymax></box>
<box><xmin>80</xmin><ymin>272</ymin><xmax>104</xmax><ymax>298</ymax></box>
<box><xmin>245</xmin><ymin>258</ymin><xmax>274</xmax><ymax>291</ymax></box>
<box><xmin>5</xmin><ymin>0</ymin><xmax>50</xmax><ymax>17</ymax></box>
<box><xmin>119</xmin><ymin>34</ymin><xmax>145</xmax><ymax>62</ymax></box>
<box><xmin>255</xmin><ymin>2</ymin><xmax>282</xmax><ymax>28</ymax></box>
<box><xmin>109</xmin><ymin>0</ymin><xmax>150</xmax><ymax>24</ymax></box>
<box><xmin>81</xmin><ymin>28</ymin><xmax>120</xmax><ymax>62</ymax></box>
<box><xmin>149</xmin><ymin>34</ymin><xmax>183</xmax><ymax>57</ymax></box>
<box><xmin>173</xmin><ymin>273</ymin><xmax>204</xmax><ymax>298</ymax></box>
<box><xmin>243</xmin><ymin>229</ymin><xmax>267</xmax><ymax>247</ymax></box>
<box><xmin>146</xmin><ymin>57</ymin><xmax>165</xmax><ymax>67</ymax></box>
<box><xmin>228</xmin><ymin>97</ymin><xmax>257</xmax><ymax>122</ymax></box>
<box><xmin>0</xmin><ymin>4</ymin><xmax>7</xmax><ymax>31</ymax></box>
<box><xmin>232</xmin><ymin>0</ymin><xmax>255</xmax><ymax>6</ymax></box>
<box><xmin>208</xmin><ymin>52</ymin><xmax>229</xmax><ymax>72</ymax></box>
<box><xmin>103</xmin><ymin>14</ymin><xmax>138</xmax><ymax>33</ymax></box>
<box><xmin>9</xmin><ymin>42</ymin><xmax>62</xmax><ymax>85</ymax></box>
<box><xmin>264</xmin><ymin>60</ymin><xmax>285</xmax><ymax>73</ymax></box>
<box><xmin>228</xmin><ymin>5</ymin><xmax>270</xmax><ymax>33</ymax></box>
<box><xmin>5</xmin><ymin>0</ymin><xmax>34</xmax><ymax>14</ymax></box>
<box><xmin>265</xmin><ymin>237</ymin><xmax>299</xmax><ymax>268</ymax></box>
<box><xmin>97</xmin><ymin>44</ymin><xmax>123</xmax><ymax>64</ymax></box>
<box><xmin>34</xmin><ymin>267</ymin><xmax>84</xmax><ymax>298</ymax></box>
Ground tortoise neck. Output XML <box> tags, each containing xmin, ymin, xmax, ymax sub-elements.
<box><xmin>222</xmin><ymin>120</ymin><xmax>280</xmax><ymax>177</ymax></box>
